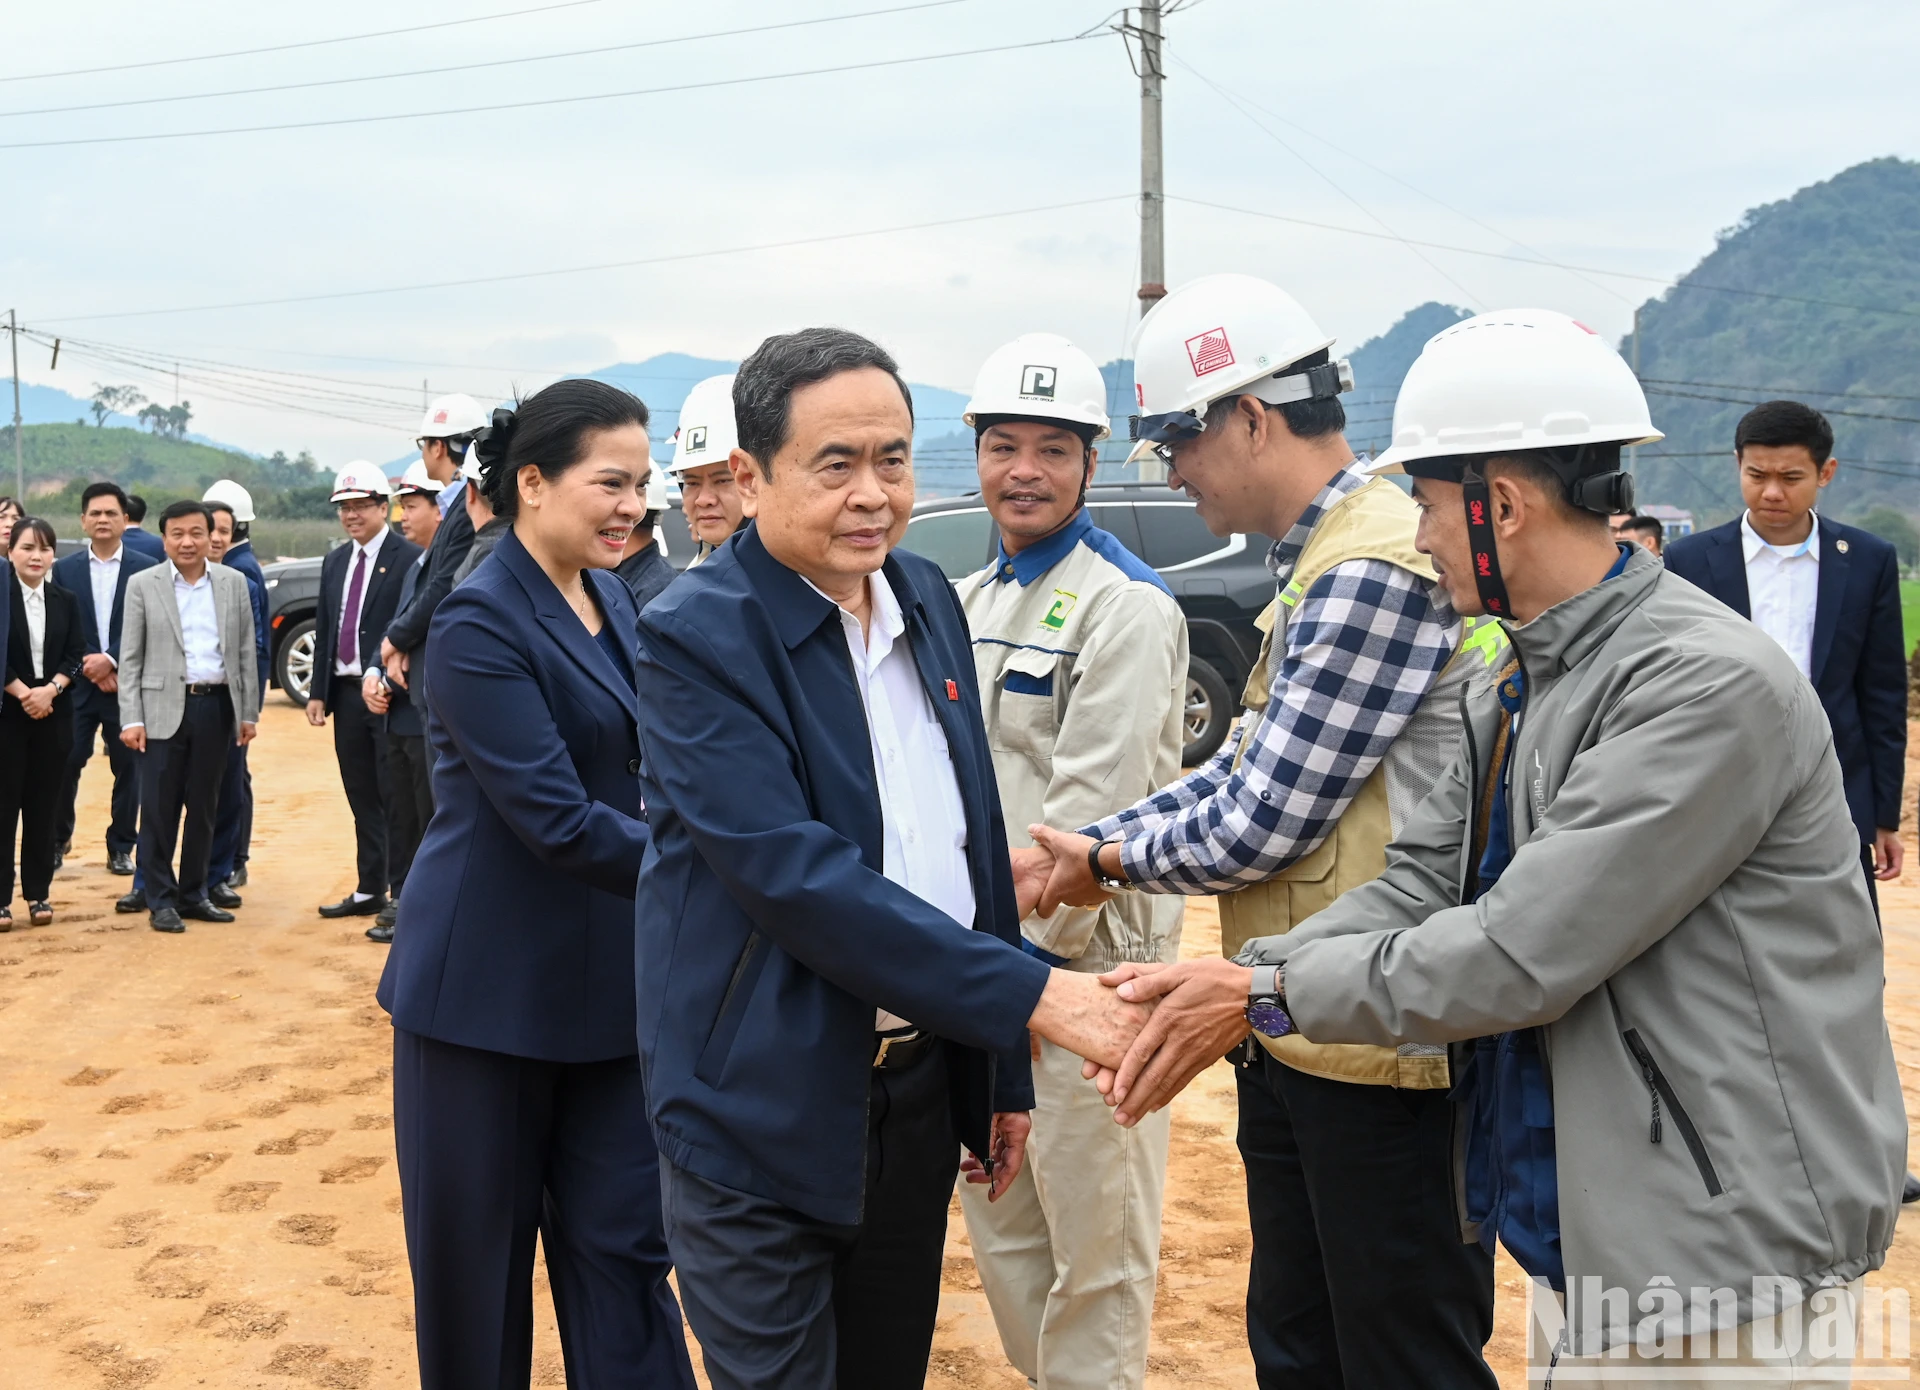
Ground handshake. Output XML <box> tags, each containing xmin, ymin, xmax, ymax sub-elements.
<box><xmin>1012</xmin><ymin>824</ymin><xmax>1260</xmax><ymax>1129</ymax></box>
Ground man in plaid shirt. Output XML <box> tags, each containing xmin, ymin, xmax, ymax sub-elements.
<box><xmin>1023</xmin><ymin>274</ymin><xmax>1500</xmax><ymax>1388</ymax></box>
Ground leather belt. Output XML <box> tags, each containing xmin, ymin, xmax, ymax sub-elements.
<box><xmin>184</xmin><ymin>682</ymin><xmax>229</xmax><ymax>696</ymax></box>
<box><xmin>872</xmin><ymin>1028</ymin><xmax>935</xmax><ymax>1072</ymax></box>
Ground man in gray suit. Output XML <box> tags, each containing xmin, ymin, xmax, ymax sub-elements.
<box><xmin>118</xmin><ymin>500</ymin><xmax>261</xmax><ymax>934</ymax></box>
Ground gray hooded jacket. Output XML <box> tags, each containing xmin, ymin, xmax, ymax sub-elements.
<box><xmin>1240</xmin><ymin>544</ymin><xmax>1905</xmax><ymax>1350</ymax></box>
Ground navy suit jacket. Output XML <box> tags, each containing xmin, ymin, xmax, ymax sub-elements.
<box><xmin>49</xmin><ymin>544</ymin><xmax>162</xmax><ymax>715</ymax></box>
<box><xmin>220</xmin><ymin>540</ymin><xmax>272</xmax><ymax>691</ymax></box>
<box><xmin>120</xmin><ymin>526</ymin><xmax>165</xmax><ymax>560</ymax></box>
<box><xmin>382</xmin><ymin>552</ymin><xmax>429</xmax><ymax>737</ymax></box>
<box><xmin>1665</xmin><ymin>515</ymin><xmax>1907</xmax><ymax>841</ymax></box>
<box><xmin>634</xmin><ymin>524</ymin><xmax>1050</xmax><ymax>1226</ymax></box>
<box><xmin>308</xmin><ymin>529</ymin><xmax>421</xmax><ymax>712</ymax></box>
<box><xmin>376</xmin><ymin>527</ymin><xmax>647</xmax><ymax>1063</ymax></box>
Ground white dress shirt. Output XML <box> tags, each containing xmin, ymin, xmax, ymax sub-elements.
<box><xmin>18</xmin><ymin>574</ymin><xmax>47</xmax><ymax>680</ymax></box>
<box><xmin>1741</xmin><ymin>511</ymin><xmax>1820</xmax><ymax>681</ymax></box>
<box><xmin>88</xmin><ymin>544</ymin><xmax>123</xmax><ymax>663</ymax></box>
<box><xmin>813</xmin><ymin>569</ymin><xmax>975</xmax><ymax>1031</ymax></box>
<box><xmin>171</xmin><ymin>564</ymin><xmax>228</xmax><ymax>685</ymax></box>
<box><xmin>334</xmin><ymin>525</ymin><xmax>389</xmax><ymax>677</ymax></box>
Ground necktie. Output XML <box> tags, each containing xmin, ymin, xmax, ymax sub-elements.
<box><xmin>338</xmin><ymin>549</ymin><xmax>367</xmax><ymax>668</ymax></box>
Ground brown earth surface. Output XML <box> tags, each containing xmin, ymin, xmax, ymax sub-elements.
<box><xmin>4</xmin><ymin>703</ymin><xmax>1920</xmax><ymax>1388</ymax></box>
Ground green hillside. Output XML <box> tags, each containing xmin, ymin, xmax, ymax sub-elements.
<box><xmin>0</xmin><ymin>422</ymin><xmax>328</xmax><ymax>517</ymax></box>
<box><xmin>1629</xmin><ymin>157</ymin><xmax>1920</xmax><ymax>526</ymax></box>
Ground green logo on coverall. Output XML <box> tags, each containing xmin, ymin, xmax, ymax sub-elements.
<box><xmin>1042</xmin><ymin>589</ymin><xmax>1078</xmax><ymax>631</ymax></box>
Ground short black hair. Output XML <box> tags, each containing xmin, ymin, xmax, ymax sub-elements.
<box><xmin>205</xmin><ymin>500</ymin><xmax>234</xmax><ymax>522</ymax></box>
<box><xmin>158</xmin><ymin>499</ymin><xmax>213</xmax><ymax>533</ymax></box>
<box><xmin>80</xmin><ymin>481</ymin><xmax>130</xmax><ymax>515</ymax></box>
<box><xmin>734</xmin><ymin>328</ymin><xmax>914</xmax><ymax>476</ymax></box>
<box><xmin>1202</xmin><ymin>350</ymin><xmax>1347</xmax><ymax>443</ymax></box>
<box><xmin>126</xmin><ymin>493</ymin><xmax>149</xmax><ymax>523</ymax></box>
<box><xmin>1484</xmin><ymin>451</ymin><xmax>1608</xmax><ymax>529</ymax></box>
<box><xmin>475</xmin><ymin>377</ymin><xmax>651</xmax><ymax>521</ymax></box>
<box><xmin>1620</xmin><ymin>515</ymin><xmax>1664</xmax><ymax>549</ymax></box>
<box><xmin>9</xmin><ymin>515</ymin><xmax>56</xmax><ymax>551</ymax></box>
<box><xmin>1735</xmin><ymin>400</ymin><xmax>1833</xmax><ymax>465</ymax></box>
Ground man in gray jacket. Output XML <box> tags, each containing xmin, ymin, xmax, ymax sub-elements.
<box><xmin>1074</xmin><ymin>310</ymin><xmax>1905</xmax><ymax>1380</ymax></box>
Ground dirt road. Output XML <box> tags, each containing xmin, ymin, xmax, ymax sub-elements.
<box><xmin>3</xmin><ymin>704</ymin><xmax>1918</xmax><ymax>1387</ymax></box>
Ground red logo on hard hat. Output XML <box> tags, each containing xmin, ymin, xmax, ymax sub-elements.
<box><xmin>433</xmin><ymin>410</ymin><xmax>448</xmax><ymax>423</ymax></box>
<box><xmin>1185</xmin><ymin>328</ymin><xmax>1235</xmax><ymax>377</ymax></box>
<box><xmin>1135</xmin><ymin>383</ymin><xmax>1145</xmax><ymax>408</ymax></box>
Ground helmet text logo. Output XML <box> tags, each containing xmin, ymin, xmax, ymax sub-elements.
<box><xmin>1185</xmin><ymin>328</ymin><xmax>1235</xmax><ymax>377</ymax></box>
<box><xmin>1019</xmin><ymin>365</ymin><xmax>1057</xmax><ymax>399</ymax></box>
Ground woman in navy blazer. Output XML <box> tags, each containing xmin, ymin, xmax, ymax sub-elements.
<box><xmin>375</xmin><ymin>379</ymin><xmax>695</xmax><ymax>1390</ymax></box>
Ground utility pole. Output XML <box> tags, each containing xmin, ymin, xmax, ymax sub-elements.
<box><xmin>422</xmin><ymin>379</ymin><xmax>429</xmax><ymax>415</ymax></box>
<box><xmin>1629</xmin><ymin>305</ymin><xmax>1642</xmax><ymax>474</ymax></box>
<box><xmin>8</xmin><ymin>310</ymin><xmax>21</xmax><ymax>503</ymax></box>
<box><xmin>1137</xmin><ymin>1</ymin><xmax>1166</xmax><ymax>313</ymax></box>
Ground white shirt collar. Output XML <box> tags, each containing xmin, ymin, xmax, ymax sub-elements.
<box><xmin>89</xmin><ymin>544</ymin><xmax>124</xmax><ymax>565</ymax></box>
<box><xmin>1741</xmin><ymin>510</ymin><xmax>1820</xmax><ymax>563</ymax></box>
<box><xmin>353</xmin><ymin>525</ymin><xmax>390</xmax><ymax>561</ymax></box>
<box><xmin>18</xmin><ymin>573</ymin><xmax>45</xmax><ymax>594</ymax></box>
<box><xmin>169</xmin><ymin>562</ymin><xmax>212</xmax><ymax>588</ymax></box>
<box><xmin>802</xmin><ymin>568</ymin><xmax>904</xmax><ymax>658</ymax></box>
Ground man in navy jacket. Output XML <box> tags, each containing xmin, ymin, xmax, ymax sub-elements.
<box><xmin>51</xmin><ymin>483</ymin><xmax>160</xmax><ymax>873</ymax></box>
<box><xmin>1664</xmin><ymin>399</ymin><xmax>1907</xmax><ymax>902</ymax></box>
<box><xmin>635</xmin><ymin>329</ymin><xmax>1148</xmax><ymax>1390</ymax></box>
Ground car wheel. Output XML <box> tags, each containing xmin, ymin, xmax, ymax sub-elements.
<box><xmin>276</xmin><ymin>618</ymin><xmax>317</xmax><ymax>707</ymax></box>
<box><xmin>1182</xmin><ymin>654</ymin><xmax>1234</xmax><ymax>766</ymax></box>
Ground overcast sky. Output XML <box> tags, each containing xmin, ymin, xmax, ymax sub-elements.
<box><xmin>5</xmin><ymin>0</ymin><xmax>1917</xmax><ymax>465</ymax></box>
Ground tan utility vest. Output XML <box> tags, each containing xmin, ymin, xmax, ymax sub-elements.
<box><xmin>1219</xmin><ymin>476</ymin><xmax>1502</xmax><ymax>1089</ymax></box>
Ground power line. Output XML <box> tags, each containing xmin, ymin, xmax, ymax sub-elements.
<box><xmin>0</xmin><ymin>0</ymin><xmax>613</xmax><ymax>86</ymax></box>
<box><xmin>1640</xmin><ymin>376</ymin><xmax>1920</xmax><ymax>406</ymax></box>
<box><xmin>34</xmin><ymin>194</ymin><xmax>1132</xmax><ymax>322</ymax></box>
<box><xmin>1174</xmin><ymin>196</ymin><xmax>1920</xmax><ymax>322</ymax></box>
<box><xmin>1642</xmin><ymin>385</ymin><xmax>1920</xmax><ymax>427</ymax></box>
<box><xmin>0</xmin><ymin>33</ymin><xmax>1097</xmax><ymax>150</ymax></box>
<box><xmin>0</xmin><ymin>0</ymin><xmax>975</xmax><ymax>121</ymax></box>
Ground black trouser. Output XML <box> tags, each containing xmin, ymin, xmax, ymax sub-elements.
<box><xmin>386</xmin><ymin>731</ymin><xmax>431</xmax><ymax>896</ymax></box>
<box><xmin>208</xmin><ymin>740</ymin><xmax>250</xmax><ymax>884</ymax></box>
<box><xmin>392</xmin><ymin>1028</ymin><xmax>695</xmax><ymax>1390</ymax></box>
<box><xmin>664</xmin><ymin>1040</ymin><xmax>959</xmax><ymax>1390</ymax></box>
<box><xmin>331</xmin><ymin>681</ymin><xmax>390</xmax><ymax>898</ymax></box>
<box><xmin>0</xmin><ymin>705</ymin><xmax>73</xmax><ymax>903</ymax></box>
<box><xmin>135</xmin><ymin>688</ymin><xmax>233</xmax><ymax>913</ymax></box>
<box><xmin>57</xmin><ymin>689</ymin><xmax>139</xmax><ymax>856</ymax></box>
<box><xmin>1237</xmin><ymin>1048</ymin><xmax>1497</xmax><ymax>1390</ymax></box>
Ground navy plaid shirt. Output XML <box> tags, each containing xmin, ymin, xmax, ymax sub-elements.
<box><xmin>1083</xmin><ymin>463</ymin><xmax>1461</xmax><ymax>893</ymax></box>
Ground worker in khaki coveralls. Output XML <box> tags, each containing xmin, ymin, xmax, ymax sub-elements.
<box><xmin>1019</xmin><ymin>276</ymin><xmax>1508</xmax><ymax>1388</ymax></box>
<box><xmin>952</xmin><ymin>334</ymin><xmax>1188</xmax><ymax>1390</ymax></box>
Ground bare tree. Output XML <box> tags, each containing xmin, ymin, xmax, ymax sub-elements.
<box><xmin>89</xmin><ymin>383</ymin><xmax>146</xmax><ymax>427</ymax></box>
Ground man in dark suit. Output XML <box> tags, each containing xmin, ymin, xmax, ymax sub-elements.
<box><xmin>51</xmin><ymin>482</ymin><xmax>160</xmax><ymax>875</ymax></box>
<box><xmin>308</xmin><ymin>464</ymin><xmax>420</xmax><ymax>923</ymax></box>
<box><xmin>1664</xmin><ymin>399</ymin><xmax>1906</xmax><ymax>903</ymax></box>
<box><xmin>205</xmin><ymin>481</ymin><xmax>270</xmax><ymax>899</ymax></box>
<box><xmin>635</xmin><ymin>328</ymin><xmax>1148</xmax><ymax>1390</ymax></box>
<box><xmin>380</xmin><ymin>394</ymin><xmax>486</xmax><ymax>720</ymax></box>
<box><xmin>119</xmin><ymin>494</ymin><xmax>166</xmax><ymax>560</ymax></box>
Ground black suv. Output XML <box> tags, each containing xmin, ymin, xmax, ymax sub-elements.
<box><xmin>263</xmin><ymin>556</ymin><xmax>326</xmax><ymax>705</ymax></box>
<box><xmin>903</xmin><ymin>484</ymin><xmax>1273</xmax><ymax>764</ymax></box>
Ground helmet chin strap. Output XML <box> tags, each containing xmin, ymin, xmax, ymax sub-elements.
<box><xmin>1460</xmin><ymin>461</ymin><xmax>1515</xmax><ymax>619</ymax></box>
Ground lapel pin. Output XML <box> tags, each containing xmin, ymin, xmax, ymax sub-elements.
<box><xmin>1836</xmin><ymin>539</ymin><xmax>1849</xmax><ymax>553</ymax></box>
<box><xmin>945</xmin><ymin>679</ymin><xmax>960</xmax><ymax>702</ymax></box>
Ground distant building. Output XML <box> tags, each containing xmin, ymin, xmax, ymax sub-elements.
<box><xmin>1643</xmin><ymin>504</ymin><xmax>1695</xmax><ymax>539</ymax></box>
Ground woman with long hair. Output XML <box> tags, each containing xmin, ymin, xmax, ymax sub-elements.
<box><xmin>375</xmin><ymin>378</ymin><xmax>695</xmax><ymax>1390</ymax></box>
<box><xmin>1</xmin><ymin>517</ymin><xmax>84</xmax><ymax>927</ymax></box>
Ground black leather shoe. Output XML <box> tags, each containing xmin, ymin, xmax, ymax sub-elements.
<box><xmin>365</xmin><ymin>922</ymin><xmax>394</xmax><ymax>943</ymax></box>
<box><xmin>108</xmin><ymin>851</ymin><xmax>135</xmax><ymax>876</ymax></box>
<box><xmin>319</xmin><ymin>895</ymin><xmax>384</xmax><ymax>919</ymax></box>
<box><xmin>179</xmin><ymin>899</ymin><xmax>236</xmax><ymax>924</ymax></box>
<box><xmin>229</xmin><ymin>865</ymin><xmax>248</xmax><ymax>888</ymax></box>
<box><xmin>208</xmin><ymin>881</ymin><xmax>243</xmax><ymax>910</ymax></box>
<box><xmin>150</xmin><ymin>908</ymin><xmax>185</xmax><ymax>934</ymax></box>
<box><xmin>1903</xmin><ymin>1172</ymin><xmax>1920</xmax><ymax>1204</ymax></box>
<box><xmin>116</xmin><ymin>888</ymin><xmax>147</xmax><ymax>914</ymax></box>
<box><xmin>374</xmin><ymin>900</ymin><xmax>397</xmax><ymax>930</ymax></box>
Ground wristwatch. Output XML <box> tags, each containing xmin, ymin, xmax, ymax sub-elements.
<box><xmin>1245</xmin><ymin>963</ymin><xmax>1294</xmax><ymax>1039</ymax></box>
<box><xmin>1087</xmin><ymin>838</ymin><xmax>1132</xmax><ymax>892</ymax></box>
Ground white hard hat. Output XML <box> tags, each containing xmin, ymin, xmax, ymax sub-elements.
<box><xmin>962</xmin><ymin>333</ymin><xmax>1111</xmax><ymax>442</ymax></box>
<box><xmin>645</xmin><ymin>460</ymin><xmax>669</xmax><ymax>513</ymax></box>
<box><xmin>329</xmin><ymin>461</ymin><xmax>393</xmax><ymax>503</ymax></box>
<box><xmin>669</xmin><ymin>374</ymin><xmax>739</xmax><ymax>474</ymax></box>
<box><xmin>1371</xmin><ymin>309</ymin><xmax>1662</xmax><ymax>476</ymax></box>
<box><xmin>1126</xmin><ymin>273</ymin><xmax>1350</xmax><ymax>464</ymax></box>
<box><xmin>418</xmin><ymin>393</ymin><xmax>488</xmax><ymax>439</ymax></box>
<box><xmin>392</xmin><ymin>459</ymin><xmax>443</xmax><ymax>497</ymax></box>
<box><xmin>202</xmin><ymin>479</ymin><xmax>255</xmax><ymax>522</ymax></box>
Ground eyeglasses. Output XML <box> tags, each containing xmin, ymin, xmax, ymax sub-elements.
<box><xmin>1128</xmin><ymin>409</ymin><xmax>1208</xmax><ymax>466</ymax></box>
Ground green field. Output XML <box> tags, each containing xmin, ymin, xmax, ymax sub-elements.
<box><xmin>1904</xmin><ymin>580</ymin><xmax>1920</xmax><ymax>659</ymax></box>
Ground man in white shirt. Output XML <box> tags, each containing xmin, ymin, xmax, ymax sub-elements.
<box><xmin>117</xmin><ymin>501</ymin><xmax>260</xmax><ymax>934</ymax></box>
<box><xmin>51</xmin><ymin>482</ymin><xmax>160</xmax><ymax>876</ymax></box>
<box><xmin>307</xmin><ymin>464</ymin><xmax>422</xmax><ymax>925</ymax></box>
